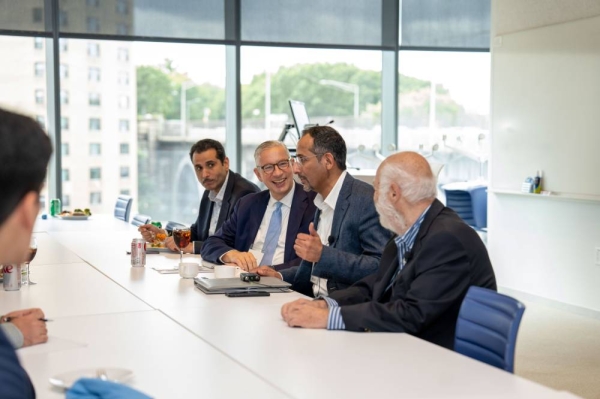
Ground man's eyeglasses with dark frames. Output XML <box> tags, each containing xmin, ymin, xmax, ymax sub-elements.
<box><xmin>257</xmin><ymin>158</ymin><xmax>292</xmax><ymax>174</ymax></box>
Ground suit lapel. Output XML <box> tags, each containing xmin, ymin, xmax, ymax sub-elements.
<box><xmin>329</xmin><ymin>174</ymin><xmax>353</xmax><ymax>248</ymax></box>
<box><xmin>410</xmin><ymin>199</ymin><xmax>444</xmax><ymax>256</ymax></box>
<box><xmin>217</xmin><ymin>172</ymin><xmax>237</xmax><ymax>228</ymax></box>
<box><xmin>375</xmin><ymin>239</ymin><xmax>399</xmax><ymax>300</ymax></box>
<box><xmin>198</xmin><ymin>192</ymin><xmax>211</xmax><ymax>241</ymax></box>
<box><xmin>285</xmin><ymin>184</ymin><xmax>307</xmax><ymax>262</ymax></box>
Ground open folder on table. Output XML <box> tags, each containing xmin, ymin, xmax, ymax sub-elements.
<box><xmin>193</xmin><ymin>276</ymin><xmax>291</xmax><ymax>294</ymax></box>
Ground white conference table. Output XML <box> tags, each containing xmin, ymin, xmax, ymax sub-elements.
<box><xmin>28</xmin><ymin>215</ymin><xmax>576</xmax><ymax>398</ymax></box>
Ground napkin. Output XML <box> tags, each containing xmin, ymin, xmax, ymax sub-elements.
<box><xmin>66</xmin><ymin>378</ymin><xmax>152</xmax><ymax>399</ymax></box>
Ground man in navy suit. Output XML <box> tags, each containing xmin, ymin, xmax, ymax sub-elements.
<box><xmin>201</xmin><ymin>141</ymin><xmax>316</xmax><ymax>271</ymax></box>
<box><xmin>0</xmin><ymin>108</ymin><xmax>54</xmax><ymax>398</ymax></box>
<box><xmin>280</xmin><ymin>152</ymin><xmax>496</xmax><ymax>349</ymax></box>
<box><xmin>254</xmin><ymin>126</ymin><xmax>391</xmax><ymax>296</ymax></box>
<box><xmin>139</xmin><ymin>139</ymin><xmax>259</xmax><ymax>253</ymax></box>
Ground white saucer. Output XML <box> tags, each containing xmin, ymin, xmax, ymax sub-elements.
<box><xmin>49</xmin><ymin>367</ymin><xmax>133</xmax><ymax>389</ymax></box>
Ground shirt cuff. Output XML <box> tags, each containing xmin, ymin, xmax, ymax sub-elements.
<box><xmin>0</xmin><ymin>323</ymin><xmax>24</xmax><ymax>349</ymax></box>
<box><xmin>322</xmin><ymin>297</ymin><xmax>346</xmax><ymax>330</ymax></box>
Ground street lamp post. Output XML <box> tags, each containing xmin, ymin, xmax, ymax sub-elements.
<box><xmin>180</xmin><ymin>80</ymin><xmax>195</xmax><ymax>137</ymax></box>
<box><xmin>318</xmin><ymin>79</ymin><xmax>360</xmax><ymax>118</ymax></box>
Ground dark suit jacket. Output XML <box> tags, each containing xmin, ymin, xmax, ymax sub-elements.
<box><xmin>281</xmin><ymin>173</ymin><xmax>392</xmax><ymax>296</ymax></box>
<box><xmin>328</xmin><ymin>199</ymin><xmax>497</xmax><ymax>349</ymax></box>
<box><xmin>190</xmin><ymin>171</ymin><xmax>259</xmax><ymax>254</ymax></box>
<box><xmin>0</xmin><ymin>328</ymin><xmax>35</xmax><ymax>399</ymax></box>
<box><xmin>201</xmin><ymin>183</ymin><xmax>317</xmax><ymax>271</ymax></box>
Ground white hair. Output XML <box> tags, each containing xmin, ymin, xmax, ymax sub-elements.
<box><xmin>378</xmin><ymin>161</ymin><xmax>437</xmax><ymax>204</ymax></box>
<box><xmin>254</xmin><ymin>141</ymin><xmax>289</xmax><ymax>165</ymax></box>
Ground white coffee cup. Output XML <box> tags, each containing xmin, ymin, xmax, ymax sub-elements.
<box><xmin>214</xmin><ymin>265</ymin><xmax>240</xmax><ymax>278</ymax></box>
<box><xmin>179</xmin><ymin>262</ymin><xmax>200</xmax><ymax>279</ymax></box>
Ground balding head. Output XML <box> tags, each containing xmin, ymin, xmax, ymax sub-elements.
<box><xmin>377</xmin><ymin>152</ymin><xmax>437</xmax><ymax>205</ymax></box>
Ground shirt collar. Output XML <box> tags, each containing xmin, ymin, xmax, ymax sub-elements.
<box><xmin>268</xmin><ymin>183</ymin><xmax>295</xmax><ymax>209</ymax></box>
<box><xmin>208</xmin><ymin>171</ymin><xmax>229</xmax><ymax>203</ymax></box>
<box><xmin>394</xmin><ymin>204</ymin><xmax>432</xmax><ymax>250</ymax></box>
<box><xmin>314</xmin><ymin>170</ymin><xmax>347</xmax><ymax>211</ymax></box>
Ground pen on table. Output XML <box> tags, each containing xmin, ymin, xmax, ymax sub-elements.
<box><xmin>3</xmin><ymin>317</ymin><xmax>52</xmax><ymax>322</ymax></box>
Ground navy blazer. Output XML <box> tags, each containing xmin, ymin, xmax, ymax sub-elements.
<box><xmin>281</xmin><ymin>173</ymin><xmax>392</xmax><ymax>296</ymax></box>
<box><xmin>201</xmin><ymin>183</ymin><xmax>317</xmax><ymax>271</ymax></box>
<box><xmin>190</xmin><ymin>171</ymin><xmax>259</xmax><ymax>254</ymax></box>
<box><xmin>329</xmin><ymin>199</ymin><xmax>497</xmax><ymax>349</ymax></box>
<box><xmin>0</xmin><ymin>328</ymin><xmax>35</xmax><ymax>399</ymax></box>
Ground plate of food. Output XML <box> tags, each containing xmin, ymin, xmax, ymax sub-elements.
<box><xmin>56</xmin><ymin>209</ymin><xmax>92</xmax><ymax>220</ymax></box>
<box><xmin>49</xmin><ymin>367</ymin><xmax>133</xmax><ymax>389</ymax></box>
<box><xmin>147</xmin><ymin>233</ymin><xmax>172</xmax><ymax>252</ymax></box>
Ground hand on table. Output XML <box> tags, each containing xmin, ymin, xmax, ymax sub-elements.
<box><xmin>221</xmin><ymin>250</ymin><xmax>257</xmax><ymax>271</ymax></box>
<box><xmin>281</xmin><ymin>299</ymin><xmax>328</xmax><ymax>329</ymax></box>
<box><xmin>4</xmin><ymin>308</ymin><xmax>48</xmax><ymax>347</ymax></box>
<box><xmin>294</xmin><ymin>223</ymin><xmax>323</xmax><ymax>263</ymax></box>
<box><xmin>251</xmin><ymin>266</ymin><xmax>282</xmax><ymax>280</ymax></box>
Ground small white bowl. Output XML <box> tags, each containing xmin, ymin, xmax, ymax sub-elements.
<box><xmin>179</xmin><ymin>262</ymin><xmax>200</xmax><ymax>278</ymax></box>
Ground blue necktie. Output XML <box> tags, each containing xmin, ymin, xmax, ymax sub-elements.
<box><xmin>261</xmin><ymin>202</ymin><xmax>282</xmax><ymax>266</ymax></box>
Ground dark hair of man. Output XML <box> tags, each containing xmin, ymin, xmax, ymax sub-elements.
<box><xmin>302</xmin><ymin>125</ymin><xmax>347</xmax><ymax>171</ymax></box>
<box><xmin>189</xmin><ymin>139</ymin><xmax>226</xmax><ymax>163</ymax></box>
<box><xmin>0</xmin><ymin>108</ymin><xmax>52</xmax><ymax>225</ymax></box>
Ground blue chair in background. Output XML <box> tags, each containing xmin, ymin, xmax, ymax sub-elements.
<box><xmin>131</xmin><ymin>214</ymin><xmax>151</xmax><ymax>227</ymax></box>
<box><xmin>114</xmin><ymin>195</ymin><xmax>133</xmax><ymax>222</ymax></box>
<box><xmin>455</xmin><ymin>286</ymin><xmax>526</xmax><ymax>373</ymax></box>
<box><xmin>442</xmin><ymin>183</ymin><xmax>487</xmax><ymax>231</ymax></box>
<box><xmin>165</xmin><ymin>221</ymin><xmax>187</xmax><ymax>235</ymax></box>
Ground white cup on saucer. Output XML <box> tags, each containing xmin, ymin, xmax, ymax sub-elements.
<box><xmin>214</xmin><ymin>265</ymin><xmax>241</xmax><ymax>278</ymax></box>
<box><xmin>179</xmin><ymin>262</ymin><xmax>200</xmax><ymax>279</ymax></box>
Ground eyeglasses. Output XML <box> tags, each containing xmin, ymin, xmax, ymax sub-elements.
<box><xmin>292</xmin><ymin>154</ymin><xmax>323</xmax><ymax>166</ymax></box>
<box><xmin>257</xmin><ymin>158</ymin><xmax>291</xmax><ymax>174</ymax></box>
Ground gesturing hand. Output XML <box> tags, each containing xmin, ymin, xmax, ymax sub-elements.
<box><xmin>293</xmin><ymin>222</ymin><xmax>323</xmax><ymax>263</ymax></box>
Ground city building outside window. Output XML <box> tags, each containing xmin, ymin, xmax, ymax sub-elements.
<box><xmin>62</xmin><ymin>169</ymin><xmax>70</xmax><ymax>182</ymax></box>
<box><xmin>89</xmin><ymin>118</ymin><xmax>101</xmax><ymax>131</ymax></box>
<box><xmin>34</xmin><ymin>37</ymin><xmax>43</xmax><ymax>49</ymax></box>
<box><xmin>61</xmin><ymin>117</ymin><xmax>69</xmax><ymax>130</ymax></box>
<box><xmin>59</xmin><ymin>11</ymin><xmax>68</xmax><ymax>27</ymax></box>
<box><xmin>90</xmin><ymin>192</ymin><xmax>102</xmax><ymax>205</ymax></box>
<box><xmin>32</xmin><ymin>8</ymin><xmax>43</xmax><ymax>23</ymax></box>
<box><xmin>60</xmin><ymin>64</ymin><xmax>68</xmax><ymax>79</ymax></box>
<box><xmin>34</xmin><ymin>62</ymin><xmax>45</xmax><ymax>77</ymax></box>
<box><xmin>120</xmin><ymin>143</ymin><xmax>129</xmax><ymax>154</ymax></box>
<box><xmin>118</xmin><ymin>71</ymin><xmax>129</xmax><ymax>85</ymax></box>
<box><xmin>86</xmin><ymin>17</ymin><xmax>100</xmax><ymax>33</ymax></box>
<box><xmin>62</xmin><ymin>195</ymin><xmax>70</xmax><ymax>207</ymax></box>
<box><xmin>89</xmin><ymin>143</ymin><xmax>101</xmax><ymax>155</ymax></box>
<box><xmin>62</xmin><ymin>143</ymin><xmax>69</xmax><ymax>156</ymax></box>
<box><xmin>90</xmin><ymin>168</ymin><xmax>101</xmax><ymax>180</ymax></box>
<box><xmin>35</xmin><ymin>89</ymin><xmax>44</xmax><ymax>104</ymax></box>
<box><xmin>59</xmin><ymin>38</ymin><xmax>68</xmax><ymax>52</ymax></box>
<box><xmin>117</xmin><ymin>48</ymin><xmax>129</xmax><ymax>62</ymax></box>
<box><xmin>89</xmin><ymin>67</ymin><xmax>101</xmax><ymax>82</ymax></box>
<box><xmin>118</xmin><ymin>95</ymin><xmax>129</xmax><ymax>109</ymax></box>
<box><xmin>119</xmin><ymin>119</ymin><xmax>129</xmax><ymax>132</ymax></box>
<box><xmin>116</xmin><ymin>0</ymin><xmax>129</xmax><ymax>15</ymax></box>
<box><xmin>120</xmin><ymin>166</ymin><xmax>130</xmax><ymax>178</ymax></box>
<box><xmin>89</xmin><ymin>92</ymin><xmax>101</xmax><ymax>106</ymax></box>
<box><xmin>117</xmin><ymin>24</ymin><xmax>129</xmax><ymax>35</ymax></box>
<box><xmin>87</xmin><ymin>0</ymin><xmax>99</xmax><ymax>7</ymax></box>
<box><xmin>87</xmin><ymin>42</ymin><xmax>100</xmax><ymax>57</ymax></box>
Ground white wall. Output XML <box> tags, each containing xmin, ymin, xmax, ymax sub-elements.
<box><xmin>490</xmin><ymin>0</ymin><xmax>600</xmax><ymax>312</ymax></box>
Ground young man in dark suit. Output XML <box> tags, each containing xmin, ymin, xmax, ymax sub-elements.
<box><xmin>0</xmin><ymin>108</ymin><xmax>53</xmax><ymax>398</ymax></box>
<box><xmin>201</xmin><ymin>141</ymin><xmax>316</xmax><ymax>271</ymax></box>
<box><xmin>280</xmin><ymin>151</ymin><xmax>497</xmax><ymax>349</ymax></box>
<box><xmin>254</xmin><ymin>126</ymin><xmax>391</xmax><ymax>296</ymax></box>
<box><xmin>139</xmin><ymin>139</ymin><xmax>259</xmax><ymax>253</ymax></box>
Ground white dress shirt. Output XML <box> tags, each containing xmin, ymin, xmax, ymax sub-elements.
<box><xmin>251</xmin><ymin>184</ymin><xmax>295</xmax><ymax>266</ymax></box>
<box><xmin>207</xmin><ymin>171</ymin><xmax>229</xmax><ymax>236</ymax></box>
<box><xmin>311</xmin><ymin>170</ymin><xmax>347</xmax><ymax>297</ymax></box>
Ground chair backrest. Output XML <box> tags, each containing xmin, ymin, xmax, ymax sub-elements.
<box><xmin>443</xmin><ymin>188</ymin><xmax>475</xmax><ymax>226</ymax></box>
<box><xmin>131</xmin><ymin>214</ymin><xmax>151</xmax><ymax>227</ymax></box>
<box><xmin>468</xmin><ymin>186</ymin><xmax>488</xmax><ymax>230</ymax></box>
<box><xmin>114</xmin><ymin>195</ymin><xmax>133</xmax><ymax>222</ymax></box>
<box><xmin>455</xmin><ymin>286</ymin><xmax>526</xmax><ymax>373</ymax></box>
<box><xmin>165</xmin><ymin>221</ymin><xmax>187</xmax><ymax>235</ymax></box>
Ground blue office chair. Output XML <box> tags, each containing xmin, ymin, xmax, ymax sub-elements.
<box><xmin>164</xmin><ymin>221</ymin><xmax>187</xmax><ymax>235</ymax></box>
<box><xmin>114</xmin><ymin>195</ymin><xmax>133</xmax><ymax>222</ymax></box>
<box><xmin>455</xmin><ymin>286</ymin><xmax>526</xmax><ymax>373</ymax></box>
<box><xmin>442</xmin><ymin>184</ymin><xmax>487</xmax><ymax>231</ymax></box>
<box><xmin>131</xmin><ymin>214</ymin><xmax>151</xmax><ymax>227</ymax></box>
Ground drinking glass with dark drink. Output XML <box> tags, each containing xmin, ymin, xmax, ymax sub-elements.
<box><xmin>172</xmin><ymin>228</ymin><xmax>191</xmax><ymax>264</ymax></box>
<box><xmin>23</xmin><ymin>237</ymin><xmax>37</xmax><ymax>286</ymax></box>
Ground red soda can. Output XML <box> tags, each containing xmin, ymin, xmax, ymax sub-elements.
<box><xmin>3</xmin><ymin>264</ymin><xmax>22</xmax><ymax>291</ymax></box>
<box><xmin>131</xmin><ymin>239</ymin><xmax>146</xmax><ymax>267</ymax></box>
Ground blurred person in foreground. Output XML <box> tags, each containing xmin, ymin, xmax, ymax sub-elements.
<box><xmin>138</xmin><ymin>139</ymin><xmax>259</xmax><ymax>253</ymax></box>
<box><xmin>0</xmin><ymin>107</ymin><xmax>52</xmax><ymax>398</ymax></box>
<box><xmin>280</xmin><ymin>151</ymin><xmax>496</xmax><ymax>349</ymax></box>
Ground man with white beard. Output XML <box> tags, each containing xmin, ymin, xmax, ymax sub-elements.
<box><xmin>279</xmin><ymin>151</ymin><xmax>497</xmax><ymax>349</ymax></box>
